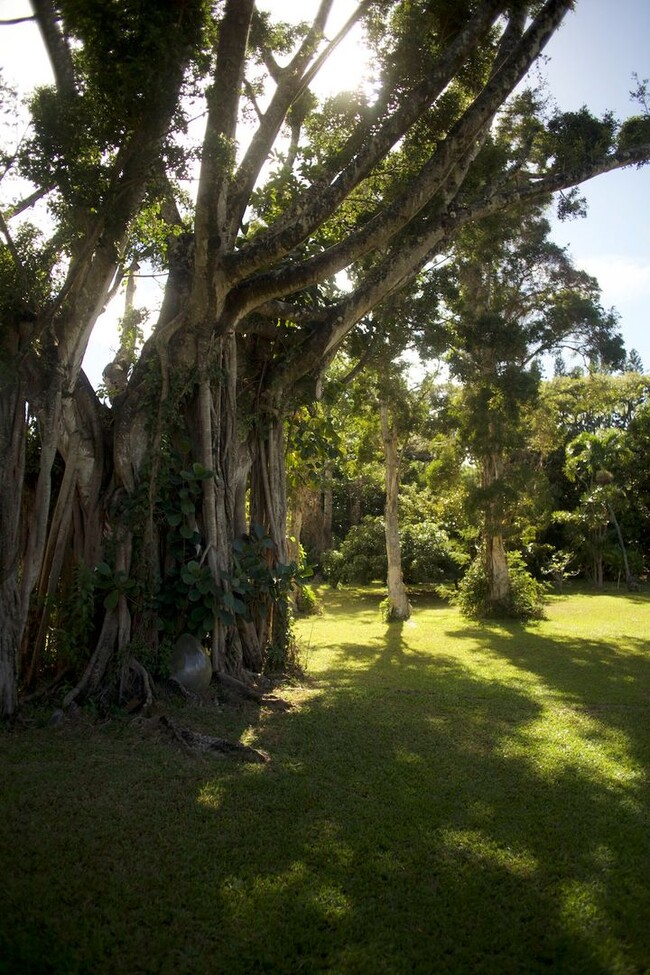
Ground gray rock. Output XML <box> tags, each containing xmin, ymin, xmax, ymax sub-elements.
<box><xmin>170</xmin><ymin>633</ymin><xmax>212</xmax><ymax>692</ymax></box>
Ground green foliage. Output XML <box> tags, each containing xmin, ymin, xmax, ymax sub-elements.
<box><xmin>322</xmin><ymin>516</ymin><xmax>387</xmax><ymax>586</ymax></box>
<box><xmin>286</xmin><ymin>404</ymin><xmax>341</xmax><ymax>493</ymax></box>
<box><xmin>544</xmin><ymin>107</ymin><xmax>617</xmax><ymax>173</ymax></box>
<box><xmin>21</xmin><ymin>86</ymin><xmax>111</xmax><ymax>210</ymax></box>
<box><xmin>294</xmin><ymin>583</ymin><xmax>320</xmax><ymax>617</ymax></box>
<box><xmin>456</xmin><ymin>551</ymin><xmax>547</xmax><ymax>621</ymax></box>
<box><xmin>123</xmin><ymin>635</ymin><xmax>173</xmax><ymax>682</ymax></box>
<box><xmin>539</xmin><ymin>548</ymin><xmax>580</xmax><ymax>589</ymax></box>
<box><xmin>618</xmin><ymin>115</ymin><xmax>650</xmax><ymax>153</ymax></box>
<box><xmin>233</xmin><ymin>525</ymin><xmax>300</xmax><ymax>614</ymax></box>
<box><xmin>0</xmin><ymin>223</ymin><xmax>57</xmax><ymax>321</ymax></box>
<box><xmin>400</xmin><ymin>521</ymin><xmax>468</xmax><ymax>582</ymax></box>
<box><xmin>322</xmin><ymin>516</ymin><xmax>467</xmax><ymax>586</ymax></box>
<box><xmin>156</xmin><ymin>460</ymin><xmax>218</xmax><ymax>638</ymax></box>
<box><xmin>94</xmin><ymin>561</ymin><xmax>138</xmax><ymax>612</ymax></box>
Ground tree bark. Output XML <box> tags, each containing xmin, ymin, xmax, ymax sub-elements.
<box><xmin>606</xmin><ymin>500</ymin><xmax>635</xmax><ymax>589</ymax></box>
<box><xmin>485</xmin><ymin>533</ymin><xmax>511</xmax><ymax>606</ymax></box>
<box><xmin>380</xmin><ymin>403</ymin><xmax>410</xmax><ymax>621</ymax></box>
<box><xmin>482</xmin><ymin>450</ymin><xmax>512</xmax><ymax>610</ymax></box>
<box><xmin>0</xmin><ymin>351</ymin><xmax>27</xmax><ymax>716</ymax></box>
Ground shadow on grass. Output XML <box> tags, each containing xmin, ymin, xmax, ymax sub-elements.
<box><xmin>1</xmin><ymin>593</ymin><xmax>648</xmax><ymax>974</ymax></box>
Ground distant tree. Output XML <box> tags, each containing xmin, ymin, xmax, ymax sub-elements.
<box><xmin>429</xmin><ymin>208</ymin><xmax>623</xmax><ymax>615</ymax></box>
<box><xmin>533</xmin><ymin>371</ymin><xmax>650</xmax><ymax>582</ymax></box>
<box><xmin>624</xmin><ymin>349</ymin><xmax>644</xmax><ymax>374</ymax></box>
<box><xmin>563</xmin><ymin>429</ymin><xmax>636</xmax><ymax>588</ymax></box>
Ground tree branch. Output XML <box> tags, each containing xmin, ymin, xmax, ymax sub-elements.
<box><xmin>189</xmin><ymin>0</ymin><xmax>255</xmax><ymax>331</ymax></box>
<box><xmin>227</xmin><ymin>0</ymin><xmax>340</xmax><ymax>235</ymax></box>
<box><xmin>226</xmin><ymin>0</ymin><xmax>506</xmax><ymax>284</ymax></box>
<box><xmin>30</xmin><ymin>0</ymin><xmax>76</xmax><ymax>95</ymax></box>
<box><xmin>5</xmin><ymin>185</ymin><xmax>53</xmax><ymax>218</ymax></box>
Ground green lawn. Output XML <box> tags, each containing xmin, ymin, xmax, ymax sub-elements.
<box><xmin>2</xmin><ymin>586</ymin><xmax>650</xmax><ymax>974</ymax></box>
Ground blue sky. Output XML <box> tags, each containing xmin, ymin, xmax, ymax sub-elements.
<box><xmin>540</xmin><ymin>0</ymin><xmax>650</xmax><ymax>369</ymax></box>
<box><xmin>1</xmin><ymin>0</ymin><xmax>649</xmax><ymax>375</ymax></box>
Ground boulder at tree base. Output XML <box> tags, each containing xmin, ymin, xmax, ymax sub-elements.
<box><xmin>170</xmin><ymin>634</ymin><xmax>212</xmax><ymax>692</ymax></box>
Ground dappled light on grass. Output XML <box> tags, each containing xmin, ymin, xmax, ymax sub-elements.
<box><xmin>497</xmin><ymin>707</ymin><xmax>644</xmax><ymax>793</ymax></box>
<box><xmin>184</xmin><ymin>583</ymin><xmax>649</xmax><ymax>970</ymax></box>
<box><xmin>439</xmin><ymin>827</ymin><xmax>539</xmax><ymax>879</ymax></box>
<box><xmin>1</xmin><ymin>585</ymin><xmax>649</xmax><ymax>973</ymax></box>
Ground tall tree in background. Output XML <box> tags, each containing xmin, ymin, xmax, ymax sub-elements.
<box><xmin>430</xmin><ymin>208</ymin><xmax>623</xmax><ymax>614</ymax></box>
<box><xmin>533</xmin><ymin>371</ymin><xmax>650</xmax><ymax>585</ymax></box>
<box><xmin>1</xmin><ymin>0</ymin><xmax>650</xmax><ymax>714</ymax></box>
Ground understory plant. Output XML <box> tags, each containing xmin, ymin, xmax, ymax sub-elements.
<box><xmin>456</xmin><ymin>550</ymin><xmax>548</xmax><ymax>621</ymax></box>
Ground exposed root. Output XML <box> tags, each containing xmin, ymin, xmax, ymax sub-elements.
<box><xmin>216</xmin><ymin>671</ymin><xmax>264</xmax><ymax>701</ymax></box>
<box><xmin>165</xmin><ymin>675</ymin><xmax>194</xmax><ymax>700</ymax></box>
<box><xmin>216</xmin><ymin>671</ymin><xmax>291</xmax><ymax>711</ymax></box>
<box><xmin>124</xmin><ymin>657</ymin><xmax>154</xmax><ymax>711</ymax></box>
<box><xmin>116</xmin><ymin>656</ymin><xmax>155</xmax><ymax>713</ymax></box>
<box><xmin>21</xmin><ymin>669</ymin><xmax>71</xmax><ymax>705</ymax></box>
<box><xmin>157</xmin><ymin>715</ymin><xmax>269</xmax><ymax>763</ymax></box>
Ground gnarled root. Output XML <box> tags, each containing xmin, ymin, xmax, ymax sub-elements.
<box><xmin>216</xmin><ymin>671</ymin><xmax>291</xmax><ymax>711</ymax></box>
<box><xmin>157</xmin><ymin>715</ymin><xmax>269</xmax><ymax>763</ymax></box>
<box><xmin>119</xmin><ymin>656</ymin><xmax>154</xmax><ymax>712</ymax></box>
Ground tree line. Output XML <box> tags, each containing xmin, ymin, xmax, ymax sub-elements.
<box><xmin>306</xmin><ymin>355</ymin><xmax>649</xmax><ymax>619</ymax></box>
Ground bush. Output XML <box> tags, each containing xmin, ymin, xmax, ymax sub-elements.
<box><xmin>321</xmin><ymin>516</ymin><xmax>387</xmax><ymax>585</ymax></box>
<box><xmin>401</xmin><ymin>521</ymin><xmax>468</xmax><ymax>583</ymax></box>
<box><xmin>456</xmin><ymin>551</ymin><xmax>547</xmax><ymax>621</ymax></box>
<box><xmin>322</xmin><ymin>516</ymin><xmax>469</xmax><ymax>587</ymax></box>
<box><xmin>294</xmin><ymin>583</ymin><xmax>321</xmax><ymax>616</ymax></box>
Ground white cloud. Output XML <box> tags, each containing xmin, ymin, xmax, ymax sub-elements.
<box><xmin>578</xmin><ymin>256</ymin><xmax>650</xmax><ymax>302</ymax></box>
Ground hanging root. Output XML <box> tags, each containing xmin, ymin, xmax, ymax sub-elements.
<box><xmin>119</xmin><ymin>656</ymin><xmax>154</xmax><ymax>712</ymax></box>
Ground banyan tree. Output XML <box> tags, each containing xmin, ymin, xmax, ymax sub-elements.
<box><xmin>1</xmin><ymin>0</ymin><xmax>649</xmax><ymax>715</ymax></box>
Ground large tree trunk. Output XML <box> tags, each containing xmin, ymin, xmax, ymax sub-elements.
<box><xmin>481</xmin><ymin>449</ymin><xmax>512</xmax><ymax>611</ymax></box>
<box><xmin>485</xmin><ymin>533</ymin><xmax>511</xmax><ymax>606</ymax></box>
<box><xmin>0</xmin><ymin>364</ymin><xmax>26</xmax><ymax>716</ymax></box>
<box><xmin>292</xmin><ymin>482</ymin><xmax>332</xmax><ymax>562</ymax></box>
<box><xmin>249</xmin><ymin>407</ymin><xmax>292</xmax><ymax>666</ymax></box>
<box><xmin>380</xmin><ymin>403</ymin><xmax>410</xmax><ymax>621</ymax></box>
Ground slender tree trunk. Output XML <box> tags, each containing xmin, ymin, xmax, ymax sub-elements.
<box><xmin>287</xmin><ymin>486</ymin><xmax>308</xmax><ymax>564</ymax></box>
<box><xmin>591</xmin><ymin>523</ymin><xmax>606</xmax><ymax>590</ymax></box>
<box><xmin>322</xmin><ymin>482</ymin><xmax>333</xmax><ymax>552</ymax></box>
<box><xmin>349</xmin><ymin>481</ymin><xmax>362</xmax><ymax>526</ymax></box>
<box><xmin>249</xmin><ymin>408</ymin><xmax>292</xmax><ymax>663</ymax></box>
<box><xmin>606</xmin><ymin>500</ymin><xmax>635</xmax><ymax>589</ymax></box>
<box><xmin>380</xmin><ymin>403</ymin><xmax>410</xmax><ymax>621</ymax></box>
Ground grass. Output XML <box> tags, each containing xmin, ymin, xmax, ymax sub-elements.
<box><xmin>2</xmin><ymin>584</ymin><xmax>650</xmax><ymax>974</ymax></box>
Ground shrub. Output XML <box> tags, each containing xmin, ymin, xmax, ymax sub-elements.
<box><xmin>322</xmin><ymin>517</ymin><xmax>469</xmax><ymax>587</ymax></box>
<box><xmin>400</xmin><ymin>521</ymin><xmax>468</xmax><ymax>583</ymax></box>
<box><xmin>322</xmin><ymin>516</ymin><xmax>387</xmax><ymax>585</ymax></box>
<box><xmin>295</xmin><ymin>583</ymin><xmax>321</xmax><ymax>616</ymax></box>
<box><xmin>456</xmin><ymin>550</ymin><xmax>547</xmax><ymax>621</ymax></box>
